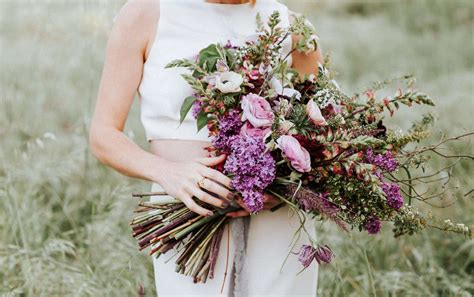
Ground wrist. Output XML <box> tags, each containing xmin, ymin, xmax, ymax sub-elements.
<box><xmin>144</xmin><ymin>155</ymin><xmax>171</xmax><ymax>184</ymax></box>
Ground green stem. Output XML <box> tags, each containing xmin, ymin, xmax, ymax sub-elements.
<box><xmin>402</xmin><ymin>166</ymin><xmax>413</xmax><ymax>205</ymax></box>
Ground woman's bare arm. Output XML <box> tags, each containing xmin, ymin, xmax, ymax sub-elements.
<box><xmin>89</xmin><ymin>0</ymin><xmax>232</xmax><ymax>216</ymax></box>
<box><xmin>90</xmin><ymin>0</ymin><xmax>160</xmax><ymax>182</ymax></box>
<box><xmin>291</xmin><ymin>34</ymin><xmax>324</xmax><ymax>76</ymax></box>
<box><xmin>289</xmin><ymin>10</ymin><xmax>324</xmax><ymax>76</ymax></box>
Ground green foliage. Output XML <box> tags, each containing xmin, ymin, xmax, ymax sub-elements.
<box><xmin>179</xmin><ymin>96</ymin><xmax>197</xmax><ymax>124</ymax></box>
<box><xmin>198</xmin><ymin>44</ymin><xmax>221</xmax><ymax>72</ymax></box>
<box><xmin>196</xmin><ymin>112</ymin><xmax>208</xmax><ymax>132</ymax></box>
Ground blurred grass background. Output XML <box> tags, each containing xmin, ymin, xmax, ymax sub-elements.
<box><xmin>0</xmin><ymin>0</ymin><xmax>473</xmax><ymax>296</ymax></box>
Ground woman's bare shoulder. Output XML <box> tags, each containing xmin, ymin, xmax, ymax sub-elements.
<box><xmin>111</xmin><ymin>0</ymin><xmax>159</xmax><ymax>51</ymax></box>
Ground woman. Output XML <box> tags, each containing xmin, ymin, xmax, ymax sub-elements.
<box><xmin>90</xmin><ymin>0</ymin><xmax>324</xmax><ymax>296</ymax></box>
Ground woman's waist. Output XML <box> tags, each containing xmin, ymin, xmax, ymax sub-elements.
<box><xmin>149</xmin><ymin>139</ymin><xmax>212</xmax><ymax>162</ymax></box>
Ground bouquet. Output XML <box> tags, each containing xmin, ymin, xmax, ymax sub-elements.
<box><xmin>130</xmin><ymin>11</ymin><xmax>472</xmax><ymax>283</ymax></box>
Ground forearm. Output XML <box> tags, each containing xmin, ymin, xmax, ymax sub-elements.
<box><xmin>89</xmin><ymin>125</ymin><xmax>167</xmax><ymax>183</ymax></box>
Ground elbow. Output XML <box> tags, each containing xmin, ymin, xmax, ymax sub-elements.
<box><xmin>89</xmin><ymin>124</ymin><xmax>109</xmax><ymax>164</ymax></box>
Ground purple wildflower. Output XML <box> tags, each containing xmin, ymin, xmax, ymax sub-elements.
<box><xmin>211</xmin><ymin>109</ymin><xmax>243</xmax><ymax>152</ymax></box>
<box><xmin>366</xmin><ymin>148</ymin><xmax>398</xmax><ymax>172</ymax></box>
<box><xmin>298</xmin><ymin>192</ymin><xmax>339</xmax><ymax>214</ymax></box>
<box><xmin>223</xmin><ymin>135</ymin><xmax>276</xmax><ymax>213</ymax></box>
<box><xmin>314</xmin><ymin>245</ymin><xmax>334</xmax><ymax>264</ymax></box>
<box><xmin>286</xmin><ymin>184</ymin><xmax>348</xmax><ymax>231</ymax></box>
<box><xmin>364</xmin><ymin>217</ymin><xmax>382</xmax><ymax>234</ymax></box>
<box><xmin>297</xmin><ymin>244</ymin><xmax>334</xmax><ymax>268</ymax></box>
<box><xmin>191</xmin><ymin>100</ymin><xmax>203</xmax><ymax>118</ymax></box>
<box><xmin>297</xmin><ymin>245</ymin><xmax>317</xmax><ymax>268</ymax></box>
<box><xmin>381</xmin><ymin>182</ymin><xmax>404</xmax><ymax>210</ymax></box>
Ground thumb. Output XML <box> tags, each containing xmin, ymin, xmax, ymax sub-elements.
<box><xmin>196</xmin><ymin>154</ymin><xmax>227</xmax><ymax>167</ymax></box>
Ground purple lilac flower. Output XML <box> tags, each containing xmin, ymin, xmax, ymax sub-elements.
<box><xmin>366</xmin><ymin>148</ymin><xmax>398</xmax><ymax>172</ymax></box>
<box><xmin>223</xmin><ymin>135</ymin><xmax>276</xmax><ymax>213</ymax></box>
<box><xmin>364</xmin><ymin>217</ymin><xmax>382</xmax><ymax>235</ymax></box>
<box><xmin>211</xmin><ymin>109</ymin><xmax>243</xmax><ymax>152</ymax></box>
<box><xmin>297</xmin><ymin>244</ymin><xmax>334</xmax><ymax>268</ymax></box>
<box><xmin>381</xmin><ymin>182</ymin><xmax>404</xmax><ymax>210</ymax></box>
<box><xmin>191</xmin><ymin>100</ymin><xmax>203</xmax><ymax>118</ymax></box>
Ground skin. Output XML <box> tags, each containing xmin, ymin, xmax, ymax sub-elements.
<box><xmin>89</xmin><ymin>0</ymin><xmax>324</xmax><ymax>218</ymax></box>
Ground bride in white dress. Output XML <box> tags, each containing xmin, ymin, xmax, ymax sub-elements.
<box><xmin>90</xmin><ymin>0</ymin><xmax>324</xmax><ymax>296</ymax></box>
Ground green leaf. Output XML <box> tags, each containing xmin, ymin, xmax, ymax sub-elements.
<box><xmin>198</xmin><ymin>44</ymin><xmax>221</xmax><ymax>72</ymax></box>
<box><xmin>196</xmin><ymin>112</ymin><xmax>208</xmax><ymax>132</ymax></box>
<box><xmin>179</xmin><ymin>96</ymin><xmax>197</xmax><ymax>124</ymax></box>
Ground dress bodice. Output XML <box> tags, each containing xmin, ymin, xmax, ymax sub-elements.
<box><xmin>138</xmin><ymin>0</ymin><xmax>293</xmax><ymax>141</ymax></box>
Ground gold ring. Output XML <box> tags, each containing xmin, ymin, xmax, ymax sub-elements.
<box><xmin>197</xmin><ymin>178</ymin><xmax>206</xmax><ymax>188</ymax></box>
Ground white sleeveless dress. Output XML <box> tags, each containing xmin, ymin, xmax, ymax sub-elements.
<box><xmin>137</xmin><ymin>1</ymin><xmax>319</xmax><ymax>296</ymax></box>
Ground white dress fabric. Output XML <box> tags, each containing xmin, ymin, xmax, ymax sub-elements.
<box><xmin>137</xmin><ymin>1</ymin><xmax>319</xmax><ymax>296</ymax></box>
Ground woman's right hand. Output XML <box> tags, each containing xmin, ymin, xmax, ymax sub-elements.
<box><xmin>154</xmin><ymin>154</ymin><xmax>234</xmax><ymax>217</ymax></box>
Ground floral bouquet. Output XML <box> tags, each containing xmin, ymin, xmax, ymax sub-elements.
<box><xmin>130</xmin><ymin>11</ymin><xmax>472</xmax><ymax>283</ymax></box>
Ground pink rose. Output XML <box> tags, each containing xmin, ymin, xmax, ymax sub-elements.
<box><xmin>306</xmin><ymin>99</ymin><xmax>327</xmax><ymax>126</ymax></box>
<box><xmin>241</xmin><ymin>93</ymin><xmax>274</xmax><ymax>128</ymax></box>
<box><xmin>240</xmin><ymin>122</ymin><xmax>271</xmax><ymax>138</ymax></box>
<box><xmin>276</xmin><ymin>135</ymin><xmax>311</xmax><ymax>173</ymax></box>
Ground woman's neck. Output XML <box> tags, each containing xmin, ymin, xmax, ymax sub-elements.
<box><xmin>205</xmin><ymin>0</ymin><xmax>250</xmax><ymax>4</ymax></box>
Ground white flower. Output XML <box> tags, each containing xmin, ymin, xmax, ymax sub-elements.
<box><xmin>279</xmin><ymin>120</ymin><xmax>296</xmax><ymax>135</ymax></box>
<box><xmin>304</xmin><ymin>34</ymin><xmax>319</xmax><ymax>53</ymax></box>
<box><xmin>258</xmin><ymin>62</ymin><xmax>272</xmax><ymax>75</ymax></box>
<box><xmin>317</xmin><ymin>62</ymin><xmax>330</xmax><ymax>77</ymax></box>
<box><xmin>270</xmin><ymin>77</ymin><xmax>301</xmax><ymax>100</ymax></box>
<box><xmin>215</xmin><ymin>71</ymin><xmax>243</xmax><ymax>93</ymax></box>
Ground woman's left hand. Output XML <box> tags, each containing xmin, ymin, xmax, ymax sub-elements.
<box><xmin>225</xmin><ymin>192</ymin><xmax>282</xmax><ymax>218</ymax></box>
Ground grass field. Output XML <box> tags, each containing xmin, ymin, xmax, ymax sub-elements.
<box><xmin>1</xmin><ymin>0</ymin><xmax>473</xmax><ymax>296</ymax></box>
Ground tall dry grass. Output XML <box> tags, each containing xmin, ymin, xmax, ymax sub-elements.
<box><xmin>1</xmin><ymin>0</ymin><xmax>473</xmax><ymax>296</ymax></box>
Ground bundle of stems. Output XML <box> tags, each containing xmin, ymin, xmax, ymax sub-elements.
<box><xmin>130</xmin><ymin>192</ymin><xmax>239</xmax><ymax>283</ymax></box>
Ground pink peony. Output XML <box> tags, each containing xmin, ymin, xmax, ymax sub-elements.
<box><xmin>276</xmin><ymin>135</ymin><xmax>311</xmax><ymax>173</ymax></box>
<box><xmin>241</xmin><ymin>93</ymin><xmax>274</xmax><ymax>128</ymax></box>
<box><xmin>240</xmin><ymin>122</ymin><xmax>271</xmax><ymax>139</ymax></box>
<box><xmin>306</xmin><ymin>99</ymin><xmax>327</xmax><ymax>126</ymax></box>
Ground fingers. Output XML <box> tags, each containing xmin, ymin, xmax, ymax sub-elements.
<box><xmin>200</xmin><ymin>167</ymin><xmax>232</xmax><ymax>189</ymax></box>
<box><xmin>196</xmin><ymin>154</ymin><xmax>226</xmax><ymax>167</ymax></box>
<box><xmin>263</xmin><ymin>192</ymin><xmax>279</xmax><ymax>203</ymax></box>
<box><xmin>191</xmin><ymin>188</ymin><xmax>228</xmax><ymax>209</ymax></box>
<box><xmin>226</xmin><ymin>209</ymin><xmax>250</xmax><ymax>218</ymax></box>
<box><xmin>177</xmin><ymin>192</ymin><xmax>213</xmax><ymax>217</ymax></box>
<box><xmin>234</xmin><ymin>196</ymin><xmax>252</xmax><ymax>213</ymax></box>
<box><xmin>199</xmin><ymin>176</ymin><xmax>233</xmax><ymax>200</ymax></box>
<box><xmin>262</xmin><ymin>193</ymin><xmax>282</xmax><ymax>210</ymax></box>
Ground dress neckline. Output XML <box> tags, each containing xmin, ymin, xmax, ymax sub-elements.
<box><xmin>201</xmin><ymin>0</ymin><xmax>253</xmax><ymax>8</ymax></box>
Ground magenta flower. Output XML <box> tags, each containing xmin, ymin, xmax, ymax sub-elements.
<box><xmin>364</xmin><ymin>217</ymin><xmax>382</xmax><ymax>234</ymax></box>
<box><xmin>366</xmin><ymin>148</ymin><xmax>398</xmax><ymax>173</ymax></box>
<box><xmin>314</xmin><ymin>245</ymin><xmax>334</xmax><ymax>264</ymax></box>
<box><xmin>297</xmin><ymin>244</ymin><xmax>334</xmax><ymax>268</ymax></box>
<box><xmin>241</xmin><ymin>93</ymin><xmax>274</xmax><ymax>128</ymax></box>
<box><xmin>381</xmin><ymin>182</ymin><xmax>404</xmax><ymax>210</ymax></box>
<box><xmin>277</xmin><ymin>135</ymin><xmax>311</xmax><ymax>173</ymax></box>
<box><xmin>297</xmin><ymin>245</ymin><xmax>317</xmax><ymax>268</ymax></box>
